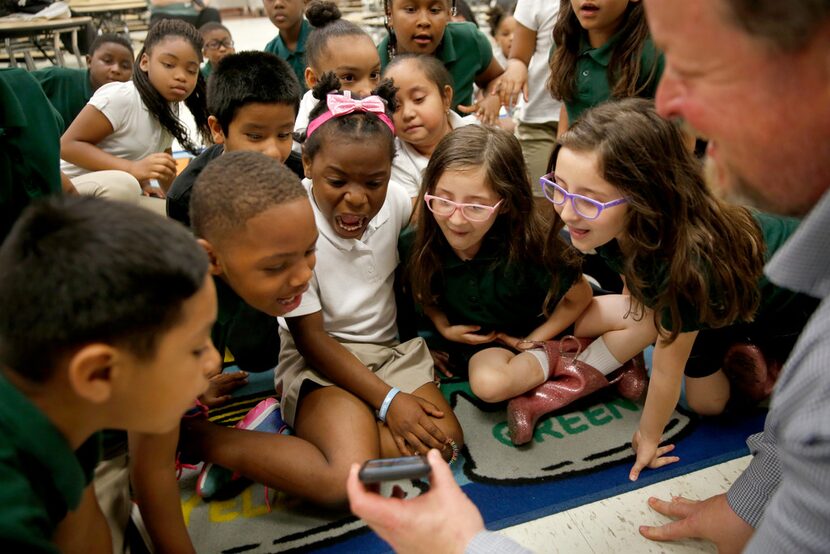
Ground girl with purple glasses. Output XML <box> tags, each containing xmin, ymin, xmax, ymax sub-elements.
<box><xmin>511</xmin><ymin>98</ymin><xmax>817</xmax><ymax>483</ymax></box>
<box><xmin>405</xmin><ymin>125</ymin><xmax>592</xmax><ymax>398</ymax></box>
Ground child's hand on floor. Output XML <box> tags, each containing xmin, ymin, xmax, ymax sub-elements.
<box><xmin>629</xmin><ymin>430</ymin><xmax>680</xmax><ymax>481</ymax></box>
<box><xmin>199</xmin><ymin>371</ymin><xmax>249</xmax><ymax>408</ymax></box>
<box><xmin>386</xmin><ymin>394</ymin><xmax>447</xmax><ymax>455</ymax></box>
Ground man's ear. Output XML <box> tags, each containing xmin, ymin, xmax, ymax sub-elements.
<box><xmin>197</xmin><ymin>238</ymin><xmax>223</xmax><ymax>276</ymax></box>
<box><xmin>208</xmin><ymin>115</ymin><xmax>226</xmax><ymax>145</ymax></box>
<box><xmin>304</xmin><ymin>67</ymin><xmax>317</xmax><ymax>91</ymax></box>
<box><xmin>66</xmin><ymin>344</ymin><xmax>118</xmax><ymax>404</ymax></box>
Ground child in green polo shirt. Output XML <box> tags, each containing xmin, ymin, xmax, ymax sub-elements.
<box><xmin>547</xmin><ymin>0</ymin><xmax>663</xmax><ymax>134</ymax></box>
<box><xmin>198</xmin><ymin>22</ymin><xmax>235</xmax><ymax>79</ymax></box>
<box><xmin>379</xmin><ymin>0</ymin><xmax>505</xmax><ymax>125</ymax></box>
<box><xmin>533</xmin><ymin>99</ymin><xmax>818</xmax><ymax>480</ymax></box>
<box><xmin>263</xmin><ymin>0</ymin><xmax>312</xmax><ymax>91</ymax></box>
<box><xmin>32</xmin><ymin>34</ymin><xmax>134</xmax><ymax>133</ymax></box>
<box><xmin>0</xmin><ymin>196</ymin><xmax>219</xmax><ymax>553</ymax></box>
<box><xmin>0</xmin><ymin>68</ymin><xmax>64</xmax><ymax>243</ymax></box>
<box><xmin>405</xmin><ymin>125</ymin><xmax>593</xmax><ymax>389</ymax></box>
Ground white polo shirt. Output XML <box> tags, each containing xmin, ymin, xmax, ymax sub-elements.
<box><xmin>280</xmin><ymin>179</ymin><xmax>412</xmax><ymax>343</ymax></box>
<box><xmin>60</xmin><ymin>80</ymin><xmax>173</xmax><ymax>178</ymax></box>
<box><xmin>513</xmin><ymin>0</ymin><xmax>562</xmax><ymax>124</ymax></box>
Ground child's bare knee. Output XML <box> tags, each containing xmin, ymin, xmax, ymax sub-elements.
<box><xmin>469</xmin><ymin>370</ymin><xmax>509</xmax><ymax>403</ymax></box>
<box><xmin>687</xmin><ymin>394</ymin><xmax>728</xmax><ymax>416</ymax></box>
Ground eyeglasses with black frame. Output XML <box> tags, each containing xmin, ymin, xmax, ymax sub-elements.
<box><xmin>204</xmin><ymin>39</ymin><xmax>234</xmax><ymax>51</ymax></box>
<box><xmin>539</xmin><ymin>173</ymin><xmax>628</xmax><ymax>220</ymax></box>
<box><xmin>423</xmin><ymin>194</ymin><xmax>503</xmax><ymax>222</ymax></box>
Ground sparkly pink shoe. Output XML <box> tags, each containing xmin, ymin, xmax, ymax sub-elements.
<box><xmin>722</xmin><ymin>343</ymin><xmax>778</xmax><ymax>404</ymax></box>
<box><xmin>507</xmin><ymin>338</ymin><xmax>646</xmax><ymax>446</ymax></box>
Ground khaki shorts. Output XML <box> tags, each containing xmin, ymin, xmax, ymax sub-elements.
<box><xmin>275</xmin><ymin>328</ymin><xmax>435</xmax><ymax>427</ymax></box>
<box><xmin>515</xmin><ymin>120</ymin><xmax>558</xmax><ymax>197</ymax></box>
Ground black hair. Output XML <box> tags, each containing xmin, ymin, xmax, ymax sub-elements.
<box><xmin>383</xmin><ymin>0</ymin><xmax>457</xmax><ymax>59</ymax></box>
<box><xmin>0</xmin><ymin>196</ymin><xmax>209</xmax><ymax>383</ymax></box>
<box><xmin>89</xmin><ymin>33</ymin><xmax>134</xmax><ymax>57</ymax></box>
<box><xmin>486</xmin><ymin>2</ymin><xmax>515</xmax><ymax>38</ymax></box>
<box><xmin>305</xmin><ymin>0</ymin><xmax>372</xmax><ymax>70</ymax></box>
<box><xmin>454</xmin><ymin>0</ymin><xmax>477</xmax><ymax>26</ymax></box>
<box><xmin>208</xmin><ymin>51</ymin><xmax>301</xmax><ymax>134</ymax></box>
<box><xmin>134</xmin><ymin>19</ymin><xmax>210</xmax><ymax>154</ymax></box>
<box><xmin>384</xmin><ymin>53</ymin><xmax>454</xmax><ymax>93</ymax></box>
<box><xmin>198</xmin><ymin>22</ymin><xmax>231</xmax><ymax>36</ymax></box>
<box><xmin>190</xmin><ymin>150</ymin><xmax>308</xmax><ymax>243</ymax></box>
<box><xmin>297</xmin><ymin>72</ymin><xmax>397</xmax><ymax>161</ymax></box>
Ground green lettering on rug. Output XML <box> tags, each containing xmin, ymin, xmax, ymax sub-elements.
<box><xmin>491</xmin><ymin>398</ymin><xmax>642</xmax><ymax>446</ymax></box>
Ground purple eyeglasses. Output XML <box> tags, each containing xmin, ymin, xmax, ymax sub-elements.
<box><xmin>540</xmin><ymin>173</ymin><xmax>628</xmax><ymax>220</ymax></box>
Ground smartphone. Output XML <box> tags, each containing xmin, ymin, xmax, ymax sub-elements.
<box><xmin>358</xmin><ymin>456</ymin><xmax>431</xmax><ymax>484</ymax></box>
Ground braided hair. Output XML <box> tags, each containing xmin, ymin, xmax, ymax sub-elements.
<box><xmin>133</xmin><ymin>19</ymin><xmax>210</xmax><ymax>154</ymax></box>
<box><xmin>297</xmin><ymin>71</ymin><xmax>397</xmax><ymax>161</ymax></box>
<box><xmin>383</xmin><ymin>0</ymin><xmax>457</xmax><ymax>59</ymax></box>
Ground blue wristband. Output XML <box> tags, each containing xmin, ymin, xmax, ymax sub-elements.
<box><xmin>377</xmin><ymin>387</ymin><xmax>401</xmax><ymax>422</ymax></box>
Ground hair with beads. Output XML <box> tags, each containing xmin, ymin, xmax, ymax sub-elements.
<box><xmin>297</xmin><ymin>72</ymin><xmax>397</xmax><ymax>161</ymax></box>
<box><xmin>134</xmin><ymin>19</ymin><xmax>210</xmax><ymax>153</ymax></box>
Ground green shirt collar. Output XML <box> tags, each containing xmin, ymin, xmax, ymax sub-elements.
<box><xmin>578</xmin><ymin>30</ymin><xmax>624</xmax><ymax>66</ymax></box>
<box><xmin>272</xmin><ymin>18</ymin><xmax>311</xmax><ymax>58</ymax></box>
<box><xmin>434</xmin><ymin>22</ymin><xmax>458</xmax><ymax>64</ymax></box>
<box><xmin>0</xmin><ymin>372</ymin><xmax>88</xmax><ymax>509</ymax></box>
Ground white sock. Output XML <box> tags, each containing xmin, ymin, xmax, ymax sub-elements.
<box><xmin>576</xmin><ymin>337</ymin><xmax>623</xmax><ymax>375</ymax></box>
<box><xmin>527</xmin><ymin>349</ymin><xmax>551</xmax><ymax>380</ymax></box>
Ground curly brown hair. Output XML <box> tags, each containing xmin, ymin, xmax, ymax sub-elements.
<box><xmin>550</xmin><ymin>98</ymin><xmax>765</xmax><ymax>341</ymax></box>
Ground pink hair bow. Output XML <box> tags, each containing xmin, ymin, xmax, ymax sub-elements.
<box><xmin>306</xmin><ymin>91</ymin><xmax>396</xmax><ymax>137</ymax></box>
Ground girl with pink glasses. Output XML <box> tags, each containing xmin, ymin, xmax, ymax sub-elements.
<box><xmin>405</xmin><ymin>125</ymin><xmax>592</xmax><ymax>397</ymax></box>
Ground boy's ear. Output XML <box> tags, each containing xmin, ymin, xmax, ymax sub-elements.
<box><xmin>442</xmin><ymin>84</ymin><xmax>453</xmax><ymax>112</ymax></box>
<box><xmin>139</xmin><ymin>52</ymin><xmax>150</xmax><ymax>73</ymax></box>
<box><xmin>66</xmin><ymin>344</ymin><xmax>118</xmax><ymax>404</ymax></box>
<box><xmin>85</xmin><ymin>54</ymin><xmax>92</xmax><ymax>66</ymax></box>
<box><xmin>304</xmin><ymin>67</ymin><xmax>317</xmax><ymax>90</ymax></box>
<box><xmin>208</xmin><ymin>115</ymin><xmax>226</xmax><ymax>145</ymax></box>
<box><xmin>197</xmin><ymin>238</ymin><xmax>224</xmax><ymax>276</ymax></box>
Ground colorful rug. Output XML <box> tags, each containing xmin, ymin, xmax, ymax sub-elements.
<box><xmin>181</xmin><ymin>369</ymin><xmax>765</xmax><ymax>553</ymax></box>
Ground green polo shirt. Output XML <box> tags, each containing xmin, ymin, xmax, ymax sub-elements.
<box><xmin>379</xmin><ymin>22</ymin><xmax>494</xmax><ymax>111</ymax></box>
<box><xmin>212</xmin><ymin>277</ymin><xmax>281</xmax><ymax>371</ymax></box>
<box><xmin>201</xmin><ymin>60</ymin><xmax>213</xmax><ymax>80</ymax></box>
<box><xmin>263</xmin><ymin>18</ymin><xmax>311</xmax><ymax>93</ymax></box>
<box><xmin>31</xmin><ymin>66</ymin><xmax>93</xmax><ymax>133</ymax></box>
<box><xmin>0</xmin><ymin>373</ymin><xmax>101</xmax><ymax>553</ymax></box>
<box><xmin>563</xmin><ymin>31</ymin><xmax>664</xmax><ymax>124</ymax></box>
<box><xmin>596</xmin><ymin>211</ymin><xmax>812</xmax><ymax>333</ymax></box>
<box><xmin>0</xmin><ymin>69</ymin><xmax>63</xmax><ymax>243</ymax></box>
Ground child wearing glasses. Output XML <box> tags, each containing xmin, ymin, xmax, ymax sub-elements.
<box><xmin>405</xmin><ymin>125</ymin><xmax>591</xmax><ymax>391</ymax></box>
<box><xmin>520</xmin><ymin>99</ymin><xmax>817</xmax><ymax>481</ymax></box>
<box><xmin>199</xmin><ymin>22</ymin><xmax>235</xmax><ymax>79</ymax></box>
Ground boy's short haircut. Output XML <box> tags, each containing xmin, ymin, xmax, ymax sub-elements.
<box><xmin>88</xmin><ymin>33</ymin><xmax>134</xmax><ymax>57</ymax></box>
<box><xmin>190</xmin><ymin>151</ymin><xmax>307</xmax><ymax>243</ymax></box>
<box><xmin>0</xmin><ymin>196</ymin><xmax>209</xmax><ymax>383</ymax></box>
<box><xmin>198</xmin><ymin>21</ymin><xmax>230</xmax><ymax>35</ymax></box>
<box><xmin>207</xmin><ymin>51</ymin><xmax>302</xmax><ymax>133</ymax></box>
